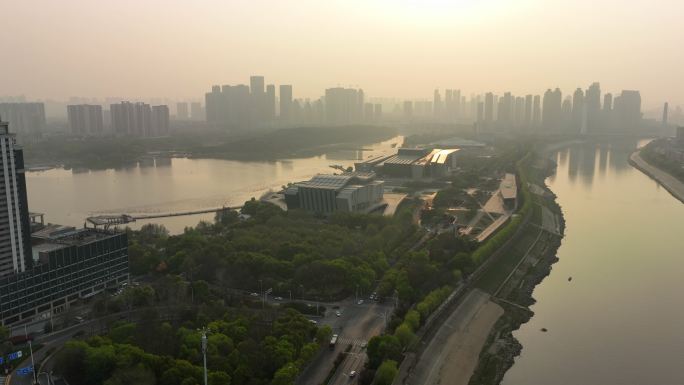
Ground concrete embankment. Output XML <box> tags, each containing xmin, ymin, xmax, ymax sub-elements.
<box><xmin>629</xmin><ymin>150</ymin><xmax>684</xmax><ymax>204</ymax></box>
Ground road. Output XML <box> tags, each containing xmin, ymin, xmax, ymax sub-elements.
<box><xmin>403</xmin><ymin>289</ymin><xmax>503</xmax><ymax>385</ymax></box>
<box><xmin>297</xmin><ymin>298</ymin><xmax>393</xmax><ymax>385</ymax></box>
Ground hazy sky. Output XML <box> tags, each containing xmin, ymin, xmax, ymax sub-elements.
<box><xmin>2</xmin><ymin>0</ymin><xmax>682</xmax><ymax>107</ymax></box>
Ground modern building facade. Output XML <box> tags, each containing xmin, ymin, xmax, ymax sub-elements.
<box><xmin>67</xmin><ymin>104</ymin><xmax>104</xmax><ymax>135</ymax></box>
<box><xmin>0</xmin><ymin>119</ymin><xmax>32</xmax><ymax>277</ymax></box>
<box><xmin>1</xmin><ymin>226</ymin><xmax>128</xmax><ymax>325</ymax></box>
<box><xmin>285</xmin><ymin>174</ymin><xmax>384</xmax><ymax>214</ymax></box>
<box><xmin>325</xmin><ymin>88</ymin><xmax>364</xmax><ymax>125</ymax></box>
<box><xmin>111</xmin><ymin>102</ymin><xmax>169</xmax><ymax>137</ymax></box>
<box><xmin>0</xmin><ymin>120</ymin><xmax>130</xmax><ymax>326</ymax></box>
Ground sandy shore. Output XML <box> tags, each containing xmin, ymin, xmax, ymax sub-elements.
<box><xmin>629</xmin><ymin>150</ymin><xmax>684</xmax><ymax>204</ymax></box>
<box><xmin>406</xmin><ymin>289</ymin><xmax>504</xmax><ymax>385</ymax></box>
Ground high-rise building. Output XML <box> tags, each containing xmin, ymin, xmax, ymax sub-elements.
<box><xmin>151</xmin><ymin>105</ymin><xmax>170</xmax><ymax>136</ymax></box>
<box><xmin>403</xmin><ymin>101</ymin><xmax>413</xmax><ymax>119</ymax></box>
<box><xmin>374</xmin><ymin>104</ymin><xmax>382</xmax><ymax>121</ymax></box>
<box><xmin>190</xmin><ymin>102</ymin><xmax>204</xmax><ymax>121</ymax></box>
<box><xmin>433</xmin><ymin>89</ymin><xmax>442</xmax><ymax>118</ymax></box>
<box><xmin>0</xmin><ymin>103</ymin><xmax>46</xmax><ymax>138</ymax></box>
<box><xmin>111</xmin><ymin>101</ymin><xmax>149</xmax><ymax>136</ymax></box>
<box><xmin>484</xmin><ymin>93</ymin><xmax>494</xmax><ymax>123</ymax></box>
<box><xmin>279</xmin><ymin>85</ymin><xmax>293</xmax><ymax>123</ymax></box>
<box><xmin>663</xmin><ymin>102</ymin><xmax>669</xmax><ymax>127</ymax></box>
<box><xmin>205</xmin><ymin>84</ymin><xmax>251</xmax><ymax>129</ymax></box>
<box><xmin>111</xmin><ymin>102</ymin><xmax>167</xmax><ymax>137</ymax></box>
<box><xmin>0</xmin><ymin>119</ymin><xmax>32</xmax><ymax>277</ymax></box>
<box><xmin>266</xmin><ymin>84</ymin><xmax>276</xmax><ymax>119</ymax></box>
<box><xmin>572</xmin><ymin>88</ymin><xmax>585</xmax><ymax>133</ymax></box>
<box><xmin>324</xmin><ymin>88</ymin><xmax>364</xmax><ymax>125</ymax></box>
<box><xmin>533</xmin><ymin>95</ymin><xmax>541</xmax><ymax>125</ymax></box>
<box><xmin>176</xmin><ymin>102</ymin><xmax>189</xmax><ymax>120</ymax></box>
<box><xmin>514</xmin><ymin>97</ymin><xmax>525</xmax><ymax>125</ymax></box>
<box><xmin>614</xmin><ymin>90</ymin><xmax>642</xmax><ymax>130</ymax></box>
<box><xmin>542</xmin><ymin>88</ymin><xmax>562</xmax><ymax>130</ymax></box>
<box><xmin>250</xmin><ymin>76</ymin><xmax>265</xmax><ymax>96</ymax></box>
<box><xmin>524</xmin><ymin>95</ymin><xmax>533</xmax><ymax>123</ymax></box>
<box><xmin>585</xmin><ymin>82</ymin><xmax>601</xmax><ymax>132</ymax></box>
<box><xmin>67</xmin><ymin>104</ymin><xmax>104</xmax><ymax>135</ymax></box>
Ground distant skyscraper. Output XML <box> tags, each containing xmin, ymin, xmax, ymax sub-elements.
<box><xmin>524</xmin><ymin>95</ymin><xmax>533</xmax><ymax>123</ymax></box>
<box><xmin>533</xmin><ymin>95</ymin><xmax>541</xmax><ymax>125</ymax></box>
<box><xmin>67</xmin><ymin>104</ymin><xmax>103</xmax><ymax>135</ymax></box>
<box><xmin>266</xmin><ymin>84</ymin><xmax>276</xmax><ymax>119</ymax></box>
<box><xmin>0</xmin><ymin>119</ymin><xmax>32</xmax><ymax>277</ymax></box>
<box><xmin>614</xmin><ymin>90</ymin><xmax>642</xmax><ymax>130</ymax></box>
<box><xmin>572</xmin><ymin>88</ymin><xmax>585</xmax><ymax>133</ymax></box>
<box><xmin>585</xmin><ymin>82</ymin><xmax>601</xmax><ymax>132</ymax></box>
<box><xmin>205</xmin><ymin>84</ymin><xmax>250</xmax><ymax>129</ymax></box>
<box><xmin>190</xmin><ymin>102</ymin><xmax>203</xmax><ymax>121</ymax></box>
<box><xmin>0</xmin><ymin>103</ymin><xmax>46</xmax><ymax>138</ymax></box>
<box><xmin>176</xmin><ymin>102</ymin><xmax>189</xmax><ymax>120</ymax></box>
<box><xmin>151</xmin><ymin>105</ymin><xmax>169</xmax><ymax>136</ymax></box>
<box><xmin>484</xmin><ymin>93</ymin><xmax>494</xmax><ymax>123</ymax></box>
<box><xmin>279</xmin><ymin>85</ymin><xmax>293</xmax><ymax>123</ymax></box>
<box><xmin>542</xmin><ymin>88</ymin><xmax>562</xmax><ymax>130</ymax></box>
<box><xmin>111</xmin><ymin>102</ymin><xmax>166</xmax><ymax>137</ymax></box>
<box><xmin>403</xmin><ymin>101</ymin><xmax>413</xmax><ymax>119</ymax></box>
<box><xmin>250</xmin><ymin>76</ymin><xmax>265</xmax><ymax>95</ymax></box>
<box><xmin>514</xmin><ymin>97</ymin><xmax>525</xmax><ymax>125</ymax></box>
<box><xmin>325</xmin><ymin>88</ymin><xmax>364</xmax><ymax>125</ymax></box>
<box><xmin>662</xmin><ymin>102</ymin><xmax>669</xmax><ymax>127</ymax></box>
<box><xmin>374</xmin><ymin>104</ymin><xmax>382</xmax><ymax>121</ymax></box>
<box><xmin>433</xmin><ymin>90</ymin><xmax>442</xmax><ymax>118</ymax></box>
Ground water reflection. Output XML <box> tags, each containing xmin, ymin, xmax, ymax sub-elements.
<box><xmin>26</xmin><ymin>135</ymin><xmax>404</xmax><ymax>234</ymax></box>
<box><xmin>504</xmin><ymin>138</ymin><xmax>684</xmax><ymax>385</ymax></box>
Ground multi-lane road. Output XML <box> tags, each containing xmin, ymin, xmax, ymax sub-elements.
<box><xmin>298</xmin><ymin>298</ymin><xmax>394</xmax><ymax>385</ymax></box>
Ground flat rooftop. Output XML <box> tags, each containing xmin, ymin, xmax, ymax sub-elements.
<box><xmin>33</xmin><ymin>224</ymin><xmax>121</xmax><ymax>246</ymax></box>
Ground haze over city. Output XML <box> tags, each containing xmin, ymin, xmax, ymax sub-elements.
<box><xmin>1</xmin><ymin>2</ymin><xmax>684</xmax><ymax>385</ymax></box>
<box><xmin>2</xmin><ymin>0</ymin><xmax>683</xmax><ymax>107</ymax></box>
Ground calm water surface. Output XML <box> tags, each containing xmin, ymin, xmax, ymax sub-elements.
<box><xmin>504</xmin><ymin>139</ymin><xmax>684</xmax><ymax>385</ymax></box>
<box><xmin>27</xmin><ymin>136</ymin><xmax>403</xmax><ymax>233</ymax></box>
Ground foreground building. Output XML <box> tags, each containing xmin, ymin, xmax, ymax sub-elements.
<box><xmin>0</xmin><ymin>118</ymin><xmax>129</xmax><ymax>326</ymax></box>
<box><xmin>285</xmin><ymin>173</ymin><xmax>384</xmax><ymax>214</ymax></box>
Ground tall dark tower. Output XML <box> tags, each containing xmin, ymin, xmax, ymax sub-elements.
<box><xmin>0</xmin><ymin>117</ymin><xmax>32</xmax><ymax>277</ymax></box>
<box><xmin>662</xmin><ymin>102</ymin><xmax>669</xmax><ymax>127</ymax></box>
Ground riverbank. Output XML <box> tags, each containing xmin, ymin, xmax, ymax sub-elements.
<box><xmin>629</xmin><ymin>149</ymin><xmax>684</xmax><ymax>204</ymax></box>
<box><xmin>467</xmin><ymin>153</ymin><xmax>566</xmax><ymax>385</ymax></box>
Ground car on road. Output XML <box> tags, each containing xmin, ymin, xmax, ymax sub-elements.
<box><xmin>308</xmin><ymin>320</ymin><xmax>318</xmax><ymax>325</ymax></box>
<box><xmin>349</xmin><ymin>371</ymin><xmax>357</xmax><ymax>378</ymax></box>
<box><xmin>335</xmin><ymin>311</ymin><xmax>341</xmax><ymax>317</ymax></box>
<box><xmin>357</xmin><ymin>299</ymin><xmax>364</xmax><ymax>305</ymax></box>
<box><xmin>274</xmin><ymin>296</ymin><xmax>283</xmax><ymax>301</ymax></box>
<box><xmin>74</xmin><ymin>316</ymin><xmax>85</xmax><ymax>323</ymax></box>
<box><xmin>250</xmin><ymin>292</ymin><xmax>259</xmax><ymax>297</ymax></box>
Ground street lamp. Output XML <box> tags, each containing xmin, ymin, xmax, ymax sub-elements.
<box><xmin>24</xmin><ymin>325</ymin><xmax>38</xmax><ymax>385</ymax></box>
<box><xmin>200</xmin><ymin>327</ymin><xmax>210</xmax><ymax>385</ymax></box>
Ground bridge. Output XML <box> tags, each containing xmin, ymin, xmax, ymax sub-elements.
<box><xmin>86</xmin><ymin>206</ymin><xmax>243</xmax><ymax>229</ymax></box>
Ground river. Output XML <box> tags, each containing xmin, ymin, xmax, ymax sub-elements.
<box><xmin>503</xmin><ymin>139</ymin><xmax>684</xmax><ymax>385</ymax></box>
<box><xmin>26</xmin><ymin>135</ymin><xmax>404</xmax><ymax>233</ymax></box>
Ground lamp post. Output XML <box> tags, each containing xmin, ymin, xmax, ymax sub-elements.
<box><xmin>200</xmin><ymin>327</ymin><xmax>210</xmax><ymax>385</ymax></box>
<box><xmin>24</xmin><ymin>325</ymin><xmax>38</xmax><ymax>385</ymax></box>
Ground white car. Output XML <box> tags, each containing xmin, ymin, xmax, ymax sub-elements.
<box><xmin>357</xmin><ymin>299</ymin><xmax>364</xmax><ymax>305</ymax></box>
<box><xmin>250</xmin><ymin>292</ymin><xmax>259</xmax><ymax>297</ymax></box>
<box><xmin>349</xmin><ymin>371</ymin><xmax>357</xmax><ymax>378</ymax></box>
<box><xmin>274</xmin><ymin>296</ymin><xmax>283</xmax><ymax>301</ymax></box>
<box><xmin>335</xmin><ymin>311</ymin><xmax>341</xmax><ymax>317</ymax></box>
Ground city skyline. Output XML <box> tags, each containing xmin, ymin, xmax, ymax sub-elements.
<box><xmin>1</xmin><ymin>0</ymin><xmax>682</xmax><ymax>107</ymax></box>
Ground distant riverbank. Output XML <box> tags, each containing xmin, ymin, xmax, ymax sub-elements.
<box><xmin>629</xmin><ymin>149</ymin><xmax>684</xmax><ymax>204</ymax></box>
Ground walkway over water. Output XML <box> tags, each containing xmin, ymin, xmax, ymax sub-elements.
<box><xmin>86</xmin><ymin>205</ymin><xmax>243</xmax><ymax>228</ymax></box>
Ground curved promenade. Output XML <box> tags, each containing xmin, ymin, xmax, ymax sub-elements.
<box><xmin>629</xmin><ymin>150</ymin><xmax>684</xmax><ymax>204</ymax></box>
